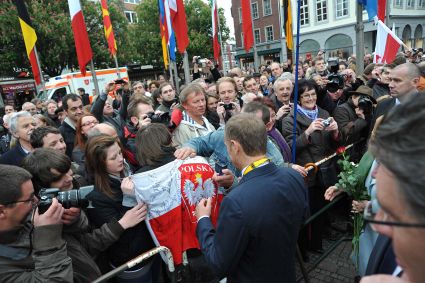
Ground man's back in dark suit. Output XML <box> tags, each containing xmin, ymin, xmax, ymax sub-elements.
<box><xmin>196</xmin><ymin>163</ymin><xmax>308</xmax><ymax>282</ymax></box>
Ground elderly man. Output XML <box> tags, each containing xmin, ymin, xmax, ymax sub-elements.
<box><xmin>270</xmin><ymin>62</ymin><xmax>283</xmax><ymax>82</ymax></box>
<box><xmin>21</xmin><ymin>102</ymin><xmax>37</xmax><ymax>116</ymax></box>
<box><xmin>269</xmin><ymin>77</ymin><xmax>294</xmax><ymax>132</ymax></box>
<box><xmin>360</xmin><ymin>95</ymin><xmax>425</xmax><ymax>283</ymax></box>
<box><xmin>0</xmin><ymin>111</ymin><xmax>36</xmax><ymax>166</ymax></box>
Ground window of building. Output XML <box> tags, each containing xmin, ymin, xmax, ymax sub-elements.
<box><xmin>300</xmin><ymin>0</ymin><xmax>309</xmax><ymax>26</ymax></box>
<box><xmin>238</xmin><ymin>7</ymin><xmax>242</xmax><ymax>24</ymax></box>
<box><xmin>254</xmin><ymin>29</ymin><xmax>261</xmax><ymax>44</ymax></box>
<box><xmin>418</xmin><ymin>0</ymin><xmax>425</xmax><ymax>7</ymax></box>
<box><xmin>265</xmin><ymin>26</ymin><xmax>274</xmax><ymax>41</ymax></box>
<box><xmin>241</xmin><ymin>32</ymin><xmax>244</xmax><ymax>48</ymax></box>
<box><xmin>124</xmin><ymin>0</ymin><xmax>141</xmax><ymax>4</ymax></box>
<box><xmin>263</xmin><ymin>0</ymin><xmax>272</xmax><ymax>16</ymax></box>
<box><xmin>125</xmin><ymin>11</ymin><xmax>138</xmax><ymax>23</ymax></box>
<box><xmin>252</xmin><ymin>2</ymin><xmax>259</xmax><ymax>19</ymax></box>
<box><xmin>336</xmin><ymin>0</ymin><xmax>348</xmax><ymax>18</ymax></box>
<box><xmin>406</xmin><ymin>0</ymin><xmax>415</xmax><ymax>7</ymax></box>
<box><xmin>393</xmin><ymin>0</ymin><xmax>403</xmax><ymax>7</ymax></box>
<box><xmin>316</xmin><ymin>0</ymin><xmax>328</xmax><ymax>22</ymax></box>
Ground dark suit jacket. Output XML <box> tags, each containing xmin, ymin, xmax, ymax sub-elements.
<box><xmin>196</xmin><ymin>163</ymin><xmax>308</xmax><ymax>282</ymax></box>
<box><xmin>59</xmin><ymin>121</ymin><xmax>76</xmax><ymax>159</ymax></box>
<box><xmin>0</xmin><ymin>143</ymin><xmax>29</xmax><ymax>166</ymax></box>
<box><xmin>365</xmin><ymin>235</ymin><xmax>397</xmax><ymax>275</ymax></box>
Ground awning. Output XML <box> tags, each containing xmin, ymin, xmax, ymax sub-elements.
<box><xmin>258</xmin><ymin>48</ymin><xmax>281</xmax><ymax>55</ymax></box>
<box><xmin>235</xmin><ymin>52</ymin><xmax>254</xmax><ymax>60</ymax></box>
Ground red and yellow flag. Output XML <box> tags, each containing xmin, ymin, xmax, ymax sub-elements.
<box><xmin>15</xmin><ymin>0</ymin><xmax>42</xmax><ymax>85</ymax></box>
<box><xmin>101</xmin><ymin>0</ymin><xmax>117</xmax><ymax>56</ymax></box>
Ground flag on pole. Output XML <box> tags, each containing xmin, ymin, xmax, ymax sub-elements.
<box><xmin>159</xmin><ymin>0</ymin><xmax>169</xmax><ymax>68</ymax></box>
<box><xmin>357</xmin><ymin>0</ymin><xmax>386</xmax><ymax>22</ymax></box>
<box><xmin>15</xmin><ymin>0</ymin><xmax>42</xmax><ymax>85</ymax></box>
<box><xmin>101</xmin><ymin>0</ymin><xmax>117</xmax><ymax>57</ymax></box>
<box><xmin>67</xmin><ymin>0</ymin><xmax>93</xmax><ymax>75</ymax></box>
<box><xmin>241</xmin><ymin>0</ymin><xmax>254</xmax><ymax>52</ymax></box>
<box><xmin>169</xmin><ymin>0</ymin><xmax>189</xmax><ymax>54</ymax></box>
<box><xmin>211</xmin><ymin>0</ymin><xmax>220</xmax><ymax>61</ymax></box>
<box><xmin>374</xmin><ymin>20</ymin><xmax>402</xmax><ymax>64</ymax></box>
<box><xmin>164</xmin><ymin>0</ymin><xmax>177</xmax><ymax>61</ymax></box>
<box><xmin>283</xmin><ymin>0</ymin><xmax>293</xmax><ymax>51</ymax></box>
<box><xmin>132</xmin><ymin>156</ymin><xmax>223</xmax><ymax>265</ymax></box>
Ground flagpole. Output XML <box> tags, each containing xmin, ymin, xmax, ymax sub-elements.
<box><xmin>113</xmin><ymin>55</ymin><xmax>121</xmax><ymax>79</ymax></box>
<box><xmin>216</xmin><ymin>4</ymin><xmax>226</xmax><ymax>73</ymax></box>
<box><xmin>33</xmin><ymin>46</ymin><xmax>46</xmax><ymax>98</ymax></box>
<box><xmin>250</xmin><ymin>12</ymin><xmax>259</xmax><ymax>72</ymax></box>
<box><xmin>183</xmin><ymin>51</ymin><xmax>190</xmax><ymax>84</ymax></box>
<box><xmin>173</xmin><ymin>61</ymin><xmax>180</xmax><ymax>94</ymax></box>
<box><xmin>355</xmin><ymin>2</ymin><xmax>365</xmax><ymax>74</ymax></box>
<box><xmin>291</xmin><ymin>0</ymin><xmax>301</xmax><ymax>164</ymax></box>
<box><xmin>89</xmin><ymin>60</ymin><xmax>101</xmax><ymax>97</ymax></box>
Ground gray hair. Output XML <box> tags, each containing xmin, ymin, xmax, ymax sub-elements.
<box><xmin>2</xmin><ymin>113</ymin><xmax>12</xmax><ymax>127</ymax></box>
<box><xmin>9</xmin><ymin>111</ymin><xmax>32</xmax><ymax>134</ymax></box>
<box><xmin>22</xmin><ymin>102</ymin><xmax>35</xmax><ymax>111</ymax></box>
<box><xmin>279</xmin><ymin>72</ymin><xmax>295</xmax><ymax>84</ymax></box>
<box><xmin>369</xmin><ymin>95</ymin><xmax>425</xmax><ymax>222</ymax></box>
<box><xmin>273</xmin><ymin>77</ymin><xmax>293</xmax><ymax>92</ymax></box>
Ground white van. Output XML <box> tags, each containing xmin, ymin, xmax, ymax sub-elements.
<box><xmin>39</xmin><ymin>67</ymin><xmax>129</xmax><ymax>102</ymax></box>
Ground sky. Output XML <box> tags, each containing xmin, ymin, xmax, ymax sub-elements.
<box><xmin>218</xmin><ymin>0</ymin><xmax>235</xmax><ymax>39</ymax></box>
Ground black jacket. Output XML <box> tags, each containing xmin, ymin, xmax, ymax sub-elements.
<box><xmin>60</xmin><ymin>121</ymin><xmax>76</xmax><ymax>158</ymax></box>
<box><xmin>86</xmin><ymin>177</ymin><xmax>155</xmax><ymax>268</ymax></box>
<box><xmin>0</xmin><ymin>142</ymin><xmax>29</xmax><ymax>166</ymax></box>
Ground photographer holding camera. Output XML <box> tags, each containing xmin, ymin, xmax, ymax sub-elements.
<box><xmin>334</xmin><ymin>85</ymin><xmax>376</xmax><ymax>162</ymax></box>
<box><xmin>192</xmin><ymin>56</ymin><xmax>222</xmax><ymax>83</ymax></box>
<box><xmin>21</xmin><ymin>148</ymin><xmax>146</xmax><ymax>282</ymax></box>
<box><xmin>0</xmin><ymin>164</ymin><xmax>73</xmax><ymax>282</ymax></box>
<box><xmin>91</xmin><ymin>80</ymin><xmax>131</xmax><ymax>142</ymax></box>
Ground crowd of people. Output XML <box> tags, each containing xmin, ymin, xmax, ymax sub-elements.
<box><xmin>0</xmin><ymin>50</ymin><xmax>425</xmax><ymax>283</ymax></box>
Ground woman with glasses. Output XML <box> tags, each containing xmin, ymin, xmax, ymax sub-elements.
<box><xmin>281</xmin><ymin>79</ymin><xmax>341</xmax><ymax>254</ymax></box>
<box><xmin>72</xmin><ymin>114</ymin><xmax>99</xmax><ymax>169</ymax></box>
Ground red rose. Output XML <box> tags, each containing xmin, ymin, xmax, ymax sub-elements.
<box><xmin>336</xmin><ymin>146</ymin><xmax>346</xmax><ymax>155</ymax></box>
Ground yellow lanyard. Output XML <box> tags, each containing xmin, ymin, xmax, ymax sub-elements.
<box><xmin>242</xmin><ymin>158</ymin><xmax>270</xmax><ymax>176</ymax></box>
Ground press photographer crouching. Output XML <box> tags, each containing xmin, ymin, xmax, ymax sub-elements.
<box><xmin>0</xmin><ymin>164</ymin><xmax>72</xmax><ymax>281</ymax></box>
<box><xmin>21</xmin><ymin>148</ymin><xmax>146</xmax><ymax>282</ymax></box>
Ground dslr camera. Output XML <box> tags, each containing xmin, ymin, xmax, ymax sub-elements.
<box><xmin>146</xmin><ymin>112</ymin><xmax>171</xmax><ymax>124</ymax></box>
<box><xmin>326</xmin><ymin>58</ymin><xmax>344</xmax><ymax>93</ymax></box>
<box><xmin>223</xmin><ymin>103</ymin><xmax>235</xmax><ymax>111</ymax></box>
<box><xmin>194</xmin><ymin>56</ymin><xmax>208</xmax><ymax>67</ymax></box>
<box><xmin>357</xmin><ymin>95</ymin><xmax>374</xmax><ymax>116</ymax></box>
<box><xmin>38</xmin><ymin>186</ymin><xmax>94</xmax><ymax>214</ymax></box>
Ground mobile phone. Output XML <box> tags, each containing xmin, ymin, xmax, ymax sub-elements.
<box><xmin>215</xmin><ymin>164</ymin><xmax>227</xmax><ymax>176</ymax></box>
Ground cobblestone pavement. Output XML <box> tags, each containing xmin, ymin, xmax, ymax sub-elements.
<box><xmin>296</xmin><ymin>232</ymin><xmax>358</xmax><ymax>283</ymax></box>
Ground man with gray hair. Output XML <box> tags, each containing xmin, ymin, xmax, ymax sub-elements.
<box><xmin>0</xmin><ymin>111</ymin><xmax>36</xmax><ymax>166</ymax></box>
<box><xmin>361</xmin><ymin>95</ymin><xmax>425</xmax><ymax>283</ymax></box>
<box><xmin>21</xmin><ymin>102</ymin><xmax>37</xmax><ymax>116</ymax></box>
<box><xmin>270</xmin><ymin>77</ymin><xmax>294</xmax><ymax>131</ymax></box>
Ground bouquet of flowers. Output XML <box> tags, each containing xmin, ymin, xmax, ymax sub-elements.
<box><xmin>335</xmin><ymin>147</ymin><xmax>370</xmax><ymax>270</ymax></box>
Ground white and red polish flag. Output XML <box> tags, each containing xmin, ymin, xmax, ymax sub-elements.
<box><xmin>67</xmin><ymin>0</ymin><xmax>93</xmax><ymax>75</ymax></box>
<box><xmin>374</xmin><ymin>20</ymin><xmax>403</xmax><ymax>64</ymax></box>
<box><xmin>132</xmin><ymin>156</ymin><xmax>223</xmax><ymax>265</ymax></box>
<box><xmin>211</xmin><ymin>0</ymin><xmax>220</xmax><ymax>62</ymax></box>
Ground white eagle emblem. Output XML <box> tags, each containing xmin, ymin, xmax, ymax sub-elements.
<box><xmin>183</xmin><ymin>173</ymin><xmax>216</xmax><ymax>206</ymax></box>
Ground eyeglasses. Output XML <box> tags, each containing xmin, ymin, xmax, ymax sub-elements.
<box><xmin>82</xmin><ymin>120</ymin><xmax>99</xmax><ymax>127</ymax></box>
<box><xmin>300</xmin><ymin>93</ymin><xmax>317</xmax><ymax>99</ymax></box>
<box><xmin>363</xmin><ymin>200</ymin><xmax>425</xmax><ymax>229</ymax></box>
<box><xmin>3</xmin><ymin>193</ymin><xmax>38</xmax><ymax>206</ymax></box>
<box><xmin>134</xmin><ymin>86</ymin><xmax>144</xmax><ymax>89</ymax></box>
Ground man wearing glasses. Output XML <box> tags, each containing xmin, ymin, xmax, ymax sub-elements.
<box><xmin>361</xmin><ymin>95</ymin><xmax>425</xmax><ymax>283</ymax></box>
<box><xmin>0</xmin><ymin>164</ymin><xmax>72</xmax><ymax>281</ymax></box>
